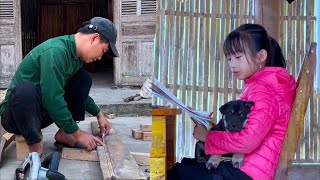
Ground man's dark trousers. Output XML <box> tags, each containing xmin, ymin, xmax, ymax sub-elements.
<box><xmin>0</xmin><ymin>68</ymin><xmax>92</xmax><ymax>146</ymax></box>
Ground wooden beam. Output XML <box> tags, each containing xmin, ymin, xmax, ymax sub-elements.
<box><xmin>130</xmin><ymin>152</ymin><xmax>150</xmax><ymax>166</ymax></box>
<box><xmin>140</xmin><ymin>124</ymin><xmax>152</xmax><ymax>132</ymax></box>
<box><xmin>142</xmin><ymin>132</ymin><xmax>152</xmax><ymax>141</ymax></box>
<box><xmin>62</xmin><ymin>148</ymin><xmax>99</xmax><ymax>162</ymax></box>
<box><xmin>0</xmin><ymin>132</ymin><xmax>15</xmax><ymax>164</ymax></box>
<box><xmin>97</xmin><ymin>146</ymin><xmax>115</xmax><ymax>180</ymax></box>
<box><xmin>152</xmin><ymin>108</ymin><xmax>182</xmax><ymax>116</ymax></box>
<box><xmin>15</xmin><ymin>135</ymin><xmax>29</xmax><ymax>161</ymax></box>
<box><xmin>98</xmin><ymin>128</ymin><xmax>146</xmax><ymax>180</ymax></box>
<box><xmin>254</xmin><ymin>0</ymin><xmax>280</xmax><ymax>39</ymax></box>
<box><xmin>132</xmin><ymin>129</ymin><xmax>143</xmax><ymax>139</ymax></box>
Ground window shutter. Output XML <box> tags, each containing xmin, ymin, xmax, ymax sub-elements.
<box><xmin>141</xmin><ymin>0</ymin><xmax>156</xmax><ymax>15</ymax></box>
<box><xmin>121</xmin><ymin>0</ymin><xmax>156</xmax><ymax>16</ymax></box>
<box><xmin>121</xmin><ymin>0</ymin><xmax>137</xmax><ymax>16</ymax></box>
<box><xmin>0</xmin><ymin>0</ymin><xmax>14</xmax><ymax>20</ymax></box>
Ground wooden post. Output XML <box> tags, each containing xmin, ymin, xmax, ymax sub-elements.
<box><xmin>151</xmin><ymin>108</ymin><xmax>182</xmax><ymax>179</ymax></box>
<box><xmin>254</xmin><ymin>0</ymin><xmax>280</xmax><ymax>39</ymax></box>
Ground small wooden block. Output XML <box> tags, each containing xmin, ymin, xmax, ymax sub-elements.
<box><xmin>142</xmin><ymin>132</ymin><xmax>152</xmax><ymax>141</ymax></box>
<box><xmin>62</xmin><ymin>148</ymin><xmax>99</xmax><ymax>162</ymax></box>
<box><xmin>130</xmin><ymin>152</ymin><xmax>150</xmax><ymax>166</ymax></box>
<box><xmin>140</xmin><ymin>124</ymin><xmax>152</xmax><ymax>132</ymax></box>
<box><xmin>0</xmin><ymin>132</ymin><xmax>15</xmax><ymax>164</ymax></box>
<box><xmin>91</xmin><ymin>121</ymin><xmax>100</xmax><ymax>137</ymax></box>
<box><xmin>132</xmin><ymin>129</ymin><xmax>142</xmax><ymax>139</ymax></box>
<box><xmin>15</xmin><ymin>135</ymin><xmax>29</xmax><ymax>161</ymax></box>
<box><xmin>15</xmin><ymin>135</ymin><xmax>26</xmax><ymax>142</ymax></box>
<box><xmin>106</xmin><ymin>114</ymin><xmax>115</xmax><ymax>119</ymax></box>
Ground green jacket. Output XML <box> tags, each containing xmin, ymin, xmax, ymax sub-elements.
<box><xmin>0</xmin><ymin>35</ymin><xmax>100</xmax><ymax>134</ymax></box>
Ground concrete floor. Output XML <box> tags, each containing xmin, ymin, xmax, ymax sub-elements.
<box><xmin>0</xmin><ymin>116</ymin><xmax>151</xmax><ymax>180</ymax></box>
<box><xmin>89</xmin><ymin>71</ymin><xmax>151</xmax><ymax>106</ymax></box>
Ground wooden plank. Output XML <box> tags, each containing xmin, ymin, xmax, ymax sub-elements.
<box><xmin>97</xmin><ymin>145</ymin><xmax>115</xmax><ymax>180</ymax></box>
<box><xmin>99</xmin><ymin>128</ymin><xmax>146</xmax><ymax>180</ymax></box>
<box><xmin>0</xmin><ymin>132</ymin><xmax>14</xmax><ymax>164</ymax></box>
<box><xmin>15</xmin><ymin>135</ymin><xmax>29</xmax><ymax>161</ymax></box>
<box><xmin>132</xmin><ymin>129</ymin><xmax>143</xmax><ymax>139</ymax></box>
<box><xmin>130</xmin><ymin>152</ymin><xmax>150</xmax><ymax>166</ymax></box>
<box><xmin>275</xmin><ymin>43</ymin><xmax>317</xmax><ymax>180</ymax></box>
<box><xmin>0</xmin><ymin>89</ymin><xmax>7</xmax><ymax>101</ymax></box>
<box><xmin>151</xmin><ymin>108</ymin><xmax>182</xmax><ymax>116</ymax></box>
<box><xmin>142</xmin><ymin>132</ymin><xmax>152</xmax><ymax>141</ymax></box>
<box><xmin>62</xmin><ymin>148</ymin><xmax>98</xmax><ymax>162</ymax></box>
<box><xmin>140</xmin><ymin>124</ymin><xmax>152</xmax><ymax>132</ymax></box>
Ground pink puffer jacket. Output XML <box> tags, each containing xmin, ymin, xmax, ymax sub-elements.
<box><xmin>205</xmin><ymin>67</ymin><xmax>296</xmax><ymax>180</ymax></box>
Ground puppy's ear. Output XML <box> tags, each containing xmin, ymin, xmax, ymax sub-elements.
<box><xmin>219</xmin><ymin>102</ymin><xmax>230</xmax><ymax>114</ymax></box>
<box><xmin>245</xmin><ymin>101</ymin><xmax>255</xmax><ymax>109</ymax></box>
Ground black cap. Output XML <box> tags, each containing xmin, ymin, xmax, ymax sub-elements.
<box><xmin>84</xmin><ymin>17</ymin><xmax>119</xmax><ymax>57</ymax></box>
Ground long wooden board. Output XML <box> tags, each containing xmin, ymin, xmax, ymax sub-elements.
<box><xmin>62</xmin><ymin>148</ymin><xmax>99</xmax><ymax>162</ymax></box>
<box><xmin>91</xmin><ymin>122</ymin><xmax>147</xmax><ymax>180</ymax></box>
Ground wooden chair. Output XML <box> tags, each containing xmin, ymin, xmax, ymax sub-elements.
<box><xmin>275</xmin><ymin>42</ymin><xmax>317</xmax><ymax>180</ymax></box>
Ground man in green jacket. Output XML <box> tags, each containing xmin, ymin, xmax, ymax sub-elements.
<box><xmin>0</xmin><ymin>17</ymin><xmax>118</xmax><ymax>154</ymax></box>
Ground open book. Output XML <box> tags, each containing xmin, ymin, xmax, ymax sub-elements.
<box><xmin>152</xmin><ymin>78</ymin><xmax>213</xmax><ymax>127</ymax></box>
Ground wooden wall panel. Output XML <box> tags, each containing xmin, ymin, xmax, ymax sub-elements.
<box><xmin>0</xmin><ymin>0</ymin><xmax>22</xmax><ymax>88</ymax></box>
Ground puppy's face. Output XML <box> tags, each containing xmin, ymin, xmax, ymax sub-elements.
<box><xmin>219</xmin><ymin>100</ymin><xmax>254</xmax><ymax>132</ymax></box>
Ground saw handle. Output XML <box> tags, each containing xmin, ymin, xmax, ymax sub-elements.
<box><xmin>42</xmin><ymin>152</ymin><xmax>60</xmax><ymax>171</ymax></box>
<box><xmin>42</xmin><ymin>152</ymin><xmax>65</xmax><ymax>180</ymax></box>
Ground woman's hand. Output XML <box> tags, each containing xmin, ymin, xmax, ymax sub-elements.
<box><xmin>193</xmin><ymin>123</ymin><xmax>209</xmax><ymax>142</ymax></box>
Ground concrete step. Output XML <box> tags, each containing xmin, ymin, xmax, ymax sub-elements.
<box><xmin>98</xmin><ymin>102</ymin><xmax>151</xmax><ymax>117</ymax></box>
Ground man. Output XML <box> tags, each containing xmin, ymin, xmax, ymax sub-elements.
<box><xmin>0</xmin><ymin>17</ymin><xmax>118</xmax><ymax>154</ymax></box>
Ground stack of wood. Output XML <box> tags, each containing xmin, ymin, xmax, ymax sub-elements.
<box><xmin>131</xmin><ymin>124</ymin><xmax>152</xmax><ymax>141</ymax></box>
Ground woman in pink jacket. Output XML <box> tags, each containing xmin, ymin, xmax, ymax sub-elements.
<box><xmin>168</xmin><ymin>24</ymin><xmax>296</xmax><ymax>180</ymax></box>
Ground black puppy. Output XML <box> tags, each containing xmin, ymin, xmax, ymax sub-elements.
<box><xmin>195</xmin><ymin>100</ymin><xmax>254</xmax><ymax>170</ymax></box>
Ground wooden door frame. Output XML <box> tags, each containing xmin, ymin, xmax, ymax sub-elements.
<box><xmin>113</xmin><ymin>0</ymin><xmax>121</xmax><ymax>85</ymax></box>
<box><xmin>15</xmin><ymin>0</ymin><xmax>23</xmax><ymax>66</ymax></box>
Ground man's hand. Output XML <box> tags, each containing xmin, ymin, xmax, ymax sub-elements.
<box><xmin>96</xmin><ymin>111</ymin><xmax>111</xmax><ymax>137</ymax></box>
<box><xmin>72</xmin><ymin>129</ymin><xmax>103</xmax><ymax>151</ymax></box>
<box><xmin>193</xmin><ymin>123</ymin><xmax>209</xmax><ymax>142</ymax></box>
